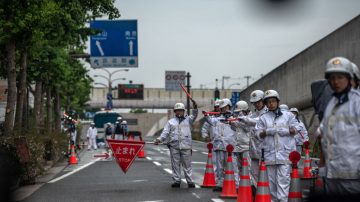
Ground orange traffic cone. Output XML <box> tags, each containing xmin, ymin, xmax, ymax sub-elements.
<box><xmin>255</xmin><ymin>149</ymin><xmax>271</xmax><ymax>202</ymax></box>
<box><xmin>220</xmin><ymin>145</ymin><xmax>237</xmax><ymax>199</ymax></box>
<box><xmin>137</xmin><ymin>147</ymin><xmax>145</xmax><ymax>158</ymax></box>
<box><xmin>201</xmin><ymin>143</ymin><xmax>216</xmax><ymax>188</ymax></box>
<box><xmin>289</xmin><ymin>151</ymin><xmax>302</xmax><ymax>202</ymax></box>
<box><xmin>69</xmin><ymin>144</ymin><xmax>78</xmax><ymax>164</ymax></box>
<box><xmin>237</xmin><ymin>157</ymin><xmax>253</xmax><ymax>202</ymax></box>
<box><xmin>302</xmin><ymin>141</ymin><xmax>312</xmax><ymax>178</ymax></box>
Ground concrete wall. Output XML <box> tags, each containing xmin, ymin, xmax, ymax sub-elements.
<box><xmin>120</xmin><ymin>113</ymin><xmax>167</xmax><ymax>137</ymax></box>
<box><xmin>240</xmin><ymin>15</ymin><xmax>360</xmax><ymax>133</ymax></box>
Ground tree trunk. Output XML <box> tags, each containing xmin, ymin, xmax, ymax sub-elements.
<box><xmin>3</xmin><ymin>40</ymin><xmax>17</xmax><ymax>136</ymax></box>
<box><xmin>15</xmin><ymin>47</ymin><xmax>28</xmax><ymax>134</ymax></box>
<box><xmin>46</xmin><ymin>86</ymin><xmax>52</xmax><ymax>133</ymax></box>
<box><xmin>23</xmin><ymin>87</ymin><xmax>29</xmax><ymax>130</ymax></box>
<box><xmin>54</xmin><ymin>89</ymin><xmax>61</xmax><ymax>132</ymax></box>
<box><xmin>34</xmin><ymin>79</ymin><xmax>43</xmax><ymax>132</ymax></box>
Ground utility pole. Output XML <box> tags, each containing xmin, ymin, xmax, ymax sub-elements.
<box><xmin>244</xmin><ymin>75</ymin><xmax>251</xmax><ymax>88</ymax></box>
<box><xmin>186</xmin><ymin>72</ymin><xmax>191</xmax><ymax>115</ymax></box>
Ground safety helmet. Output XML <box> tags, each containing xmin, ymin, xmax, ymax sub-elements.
<box><xmin>351</xmin><ymin>62</ymin><xmax>360</xmax><ymax>80</ymax></box>
<box><xmin>219</xmin><ymin>98</ymin><xmax>232</xmax><ymax>108</ymax></box>
<box><xmin>279</xmin><ymin>104</ymin><xmax>289</xmax><ymax>111</ymax></box>
<box><xmin>115</xmin><ymin>121</ymin><xmax>119</xmax><ymax>124</ymax></box>
<box><xmin>250</xmin><ymin>90</ymin><xmax>265</xmax><ymax>103</ymax></box>
<box><xmin>117</xmin><ymin>117</ymin><xmax>122</xmax><ymax>121</ymax></box>
<box><xmin>214</xmin><ymin>100</ymin><xmax>221</xmax><ymax>107</ymax></box>
<box><xmin>121</xmin><ymin>120</ymin><xmax>127</xmax><ymax>125</ymax></box>
<box><xmin>325</xmin><ymin>57</ymin><xmax>353</xmax><ymax>79</ymax></box>
<box><xmin>90</xmin><ymin>122</ymin><xmax>95</xmax><ymax>126</ymax></box>
<box><xmin>263</xmin><ymin>90</ymin><xmax>280</xmax><ymax>101</ymax></box>
<box><xmin>234</xmin><ymin>100</ymin><xmax>249</xmax><ymax>112</ymax></box>
<box><xmin>106</xmin><ymin>122</ymin><xmax>111</xmax><ymax>126</ymax></box>
<box><xmin>290</xmin><ymin>107</ymin><xmax>299</xmax><ymax>115</ymax></box>
<box><xmin>174</xmin><ymin>103</ymin><xmax>185</xmax><ymax>111</ymax></box>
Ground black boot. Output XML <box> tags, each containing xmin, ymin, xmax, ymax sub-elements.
<box><xmin>188</xmin><ymin>183</ymin><xmax>195</xmax><ymax>188</ymax></box>
<box><xmin>213</xmin><ymin>186</ymin><xmax>222</xmax><ymax>192</ymax></box>
<box><xmin>171</xmin><ymin>182</ymin><xmax>181</xmax><ymax>188</ymax></box>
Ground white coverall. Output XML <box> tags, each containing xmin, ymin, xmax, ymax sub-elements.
<box><xmin>157</xmin><ymin>109</ymin><xmax>198</xmax><ymax>184</ymax></box>
<box><xmin>87</xmin><ymin>126</ymin><xmax>98</xmax><ymax>150</ymax></box>
<box><xmin>294</xmin><ymin>119</ymin><xmax>309</xmax><ymax>154</ymax></box>
<box><xmin>255</xmin><ymin>108</ymin><xmax>299</xmax><ymax>202</ymax></box>
<box><xmin>320</xmin><ymin>88</ymin><xmax>360</xmax><ymax>195</ymax></box>
<box><xmin>206</xmin><ymin>114</ymin><xmax>238</xmax><ymax>187</ymax></box>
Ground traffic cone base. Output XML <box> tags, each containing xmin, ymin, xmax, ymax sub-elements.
<box><xmin>202</xmin><ymin>144</ymin><xmax>216</xmax><ymax>188</ymax></box>
<box><xmin>220</xmin><ymin>145</ymin><xmax>237</xmax><ymax>198</ymax></box>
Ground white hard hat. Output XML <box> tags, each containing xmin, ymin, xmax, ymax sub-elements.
<box><xmin>325</xmin><ymin>57</ymin><xmax>353</xmax><ymax>79</ymax></box>
<box><xmin>121</xmin><ymin>120</ymin><xmax>127</xmax><ymax>124</ymax></box>
<box><xmin>115</xmin><ymin>121</ymin><xmax>119</xmax><ymax>124</ymax></box>
<box><xmin>279</xmin><ymin>104</ymin><xmax>289</xmax><ymax>111</ymax></box>
<box><xmin>234</xmin><ymin>100</ymin><xmax>249</xmax><ymax>112</ymax></box>
<box><xmin>290</xmin><ymin>107</ymin><xmax>299</xmax><ymax>114</ymax></box>
<box><xmin>117</xmin><ymin>117</ymin><xmax>122</xmax><ymax>121</ymax></box>
<box><xmin>174</xmin><ymin>103</ymin><xmax>185</xmax><ymax>111</ymax></box>
<box><xmin>106</xmin><ymin>122</ymin><xmax>111</xmax><ymax>126</ymax></box>
<box><xmin>219</xmin><ymin>98</ymin><xmax>232</xmax><ymax>108</ymax></box>
<box><xmin>90</xmin><ymin>122</ymin><xmax>95</xmax><ymax>126</ymax></box>
<box><xmin>351</xmin><ymin>62</ymin><xmax>360</xmax><ymax>80</ymax></box>
<box><xmin>214</xmin><ymin>100</ymin><xmax>221</xmax><ymax>107</ymax></box>
<box><xmin>264</xmin><ymin>90</ymin><xmax>280</xmax><ymax>101</ymax></box>
<box><xmin>250</xmin><ymin>90</ymin><xmax>264</xmax><ymax>103</ymax></box>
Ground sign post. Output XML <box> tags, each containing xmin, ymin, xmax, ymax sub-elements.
<box><xmin>107</xmin><ymin>139</ymin><xmax>145</xmax><ymax>173</ymax></box>
<box><xmin>90</xmin><ymin>20</ymin><xmax>138</xmax><ymax>68</ymax></box>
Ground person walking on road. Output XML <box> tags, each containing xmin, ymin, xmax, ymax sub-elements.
<box><xmin>255</xmin><ymin>90</ymin><xmax>299</xmax><ymax>202</ymax></box>
<box><xmin>154</xmin><ymin>99</ymin><xmax>198</xmax><ymax>188</ymax></box>
<box><xmin>87</xmin><ymin>122</ymin><xmax>98</xmax><ymax>151</ymax></box>
<box><xmin>319</xmin><ymin>57</ymin><xmax>360</xmax><ymax>195</ymax></box>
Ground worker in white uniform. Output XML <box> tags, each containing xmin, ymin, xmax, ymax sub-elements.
<box><xmin>350</xmin><ymin>62</ymin><xmax>360</xmax><ymax>90</ymax></box>
<box><xmin>155</xmin><ymin>100</ymin><xmax>198</xmax><ymax>188</ymax></box>
<box><xmin>204</xmin><ymin>98</ymin><xmax>237</xmax><ymax>191</ymax></box>
<box><xmin>87</xmin><ymin>122</ymin><xmax>98</xmax><ymax>151</ymax></box>
<box><xmin>319</xmin><ymin>56</ymin><xmax>360</xmax><ymax>195</ymax></box>
<box><xmin>255</xmin><ymin>90</ymin><xmax>298</xmax><ymax>202</ymax></box>
<box><xmin>289</xmin><ymin>108</ymin><xmax>309</xmax><ymax>154</ymax></box>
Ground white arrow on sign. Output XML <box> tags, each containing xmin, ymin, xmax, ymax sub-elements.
<box><xmin>129</xmin><ymin>40</ymin><xmax>134</xmax><ymax>56</ymax></box>
<box><xmin>95</xmin><ymin>41</ymin><xmax>105</xmax><ymax>56</ymax></box>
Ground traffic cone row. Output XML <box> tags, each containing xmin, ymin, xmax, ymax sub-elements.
<box><xmin>289</xmin><ymin>151</ymin><xmax>302</xmax><ymax>202</ymax></box>
<box><xmin>201</xmin><ymin>143</ymin><xmax>216</xmax><ymax>188</ymax></box>
<box><xmin>220</xmin><ymin>145</ymin><xmax>237</xmax><ymax>198</ymax></box>
<box><xmin>255</xmin><ymin>160</ymin><xmax>271</xmax><ymax>202</ymax></box>
<box><xmin>68</xmin><ymin>144</ymin><xmax>78</xmax><ymax>165</ymax></box>
<box><xmin>237</xmin><ymin>157</ymin><xmax>253</xmax><ymax>202</ymax></box>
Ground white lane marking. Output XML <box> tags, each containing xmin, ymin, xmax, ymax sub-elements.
<box><xmin>192</xmin><ymin>149</ymin><xmax>198</xmax><ymax>152</ymax></box>
<box><xmin>146</xmin><ymin>157</ymin><xmax>152</xmax><ymax>160</ymax></box>
<box><xmin>145</xmin><ymin>141</ymin><xmax>154</xmax><ymax>144</ymax></box>
<box><xmin>153</xmin><ymin>161</ymin><xmax>161</xmax><ymax>166</ymax></box>
<box><xmin>192</xmin><ymin>161</ymin><xmax>206</xmax><ymax>165</ymax></box>
<box><xmin>192</xmin><ymin>192</ymin><xmax>200</xmax><ymax>199</ymax></box>
<box><xmin>132</xmin><ymin>180</ymin><xmax>148</xmax><ymax>183</ymax></box>
<box><xmin>202</xmin><ymin>152</ymin><xmax>208</xmax><ymax>155</ymax></box>
<box><xmin>138</xmin><ymin>200</ymin><xmax>164</xmax><ymax>202</ymax></box>
<box><xmin>164</xmin><ymin>168</ymin><xmax>172</xmax><ymax>174</ymax></box>
<box><xmin>48</xmin><ymin>158</ymin><xmax>100</xmax><ymax>183</ymax></box>
<box><xmin>212</xmin><ymin>199</ymin><xmax>225</xmax><ymax>202</ymax></box>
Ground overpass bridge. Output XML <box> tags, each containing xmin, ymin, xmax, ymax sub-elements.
<box><xmin>87</xmin><ymin>88</ymin><xmax>237</xmax><ymax>109</ymax></box>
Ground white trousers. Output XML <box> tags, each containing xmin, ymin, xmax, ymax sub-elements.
<box><xmin>88</xmin><ymin>137</ymin><xmax>97</xmax><ymax>150</ymax></box>
<box><xmin>267</xmin><ymin>164</ymin><xmax>291</xmax><ymax>202</ymax></box>
<box><xmin>169</xmin><ymin>147</ymin><xmax>193</xmax><ymax>184</ymax></box>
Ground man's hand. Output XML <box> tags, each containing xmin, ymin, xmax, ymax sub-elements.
<box><xmin>202</xmin><ymin>111</ymin><xmax>208</xmax><ymax>116</ymax></box>
<box><xmin>191</xmin><ymin>99</ymin><xmax>197</xmax><ymax>109</ymax></box>
<box><xmin>259</xmin><ymin>130</ymin><xmax>266</xmax><ymax>138</ymax></box>
<box><xmin>289</xmin><ymin>127</ymin><xmax>296</xmax><ymax>135</ymax></box>
<box><xmin>154</xmin><ymin>139</ymin><xmax>161</xmax><ymax>145</ymax></box>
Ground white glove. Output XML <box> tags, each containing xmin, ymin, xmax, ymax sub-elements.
<box><xmin>277</xmin><ymin>127</ymin><xmax>290</xmax><ymax>136</ymax></box>
<box><xmin>265</xmin><ymin>128</ymin><xmax>277</xmax><ymax>136</ymax></box>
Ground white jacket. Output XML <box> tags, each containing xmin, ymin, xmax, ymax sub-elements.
<box><xmin>320</xmin><ymin>89</ymin><xmax>360</xmax><ymax>179</ymax></box>
<box><xmin>231</xmin><ymin>113</ymin><xmax>252</xmax><ymax>153</ymax></box>
<box><xmin>294</xmin><ymin>119</ymin><xmax>309</xmax><ymax>146</ymax></box>
<box><xmin>87</xmin><ymin>127</ymin><xmax>98</xmax><ymax>139</ymax></box>
<box><xmin>255</xmin><ymin>108</ymin><xmax>299</xmax><ymax>165</ymax></box>
<box><xmin>158</xmin><ymin>109</ymin><xmax>198</xmax><ymax>150</ymax></box>
<box><xmin>205</xmin><ymin>113</ymin><xmax>237</xmax><ymax>151</ymax></box>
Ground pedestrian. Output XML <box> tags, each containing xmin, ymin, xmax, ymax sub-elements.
<box><xmin>204</xmin><ymin>98</ymin><xmax>237</xmax><ymax>191</ymax></box>
<box><xmin>289</xmin><ymin>107</ymin><xmax>309</xmax><ymax>154</ymax></box>
<box><xmin>351</xmin><ymin>62</ymin><xmax>360</xmax><ymax>90</ymax></box>
<box><xmin>87</xmin><ymin>122</ymin><xmax>98</xmax><ymax>151</ymax></box>
<box><xmin>319</xmin><ymin>57</ymin><xmax>360</xmax><ymax>195</ymax></box>
<box><xmin>105</xmin><ymin>122</ymin><xmax>113</xmax><ymax>152</ymax></box>
<box><xmin>279</xmin><ymin>104</ymin><xmax>289</xmax><ymax>112</ymax></box>
<box><xmin>255</xmin><ymin>89</ymin><xmax>298</xmax><ymax>202</ymax></box>
<box><xmin>114</xmin><ymin>121</ymin><xmax>122</xmax><ymax>140</ymax></box>
<box><xmin>201</xmin><ymin>99</ymin><xmax>221</xmax><ymax>143</ymax></box>
<box><xmin>121</xmin><ymin>120</ymin><xmax>129</xmax><ymax>140</ymax></box>
<box><xmin>154</xmin><ymin>99</ymin><xmax>198</xmax><ymax>188</ymax></box>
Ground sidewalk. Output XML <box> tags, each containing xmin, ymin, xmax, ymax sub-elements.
<box><xmin>12</xmin><ymin>146</ymin><xmax>108</xmax><ymax>201</ymax></box>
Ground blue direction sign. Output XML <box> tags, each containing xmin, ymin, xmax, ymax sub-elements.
<box><xmin>231</xmin><ymin>92</ymin><xmax>241</xmax><ymax>107</ymax></box>
<box><xmin>90</xmin><ymin>20</ymin><xmax>138</xmax><ymax>68</ymax></box>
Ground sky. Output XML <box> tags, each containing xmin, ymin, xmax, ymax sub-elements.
<box><xmin>87</xmin><ymin>0</ymin><xmax>360</xmax><ymax>90</ymax></box>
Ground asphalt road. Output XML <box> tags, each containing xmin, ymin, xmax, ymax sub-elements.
<box><xmin>20</xmin><ymin>138</ymin><xmax>235</xmax><ymax>202</ymax></box>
